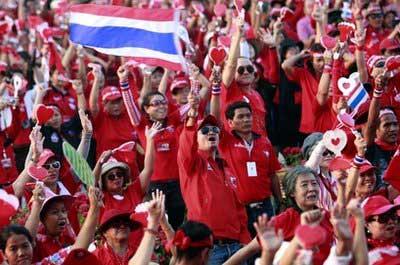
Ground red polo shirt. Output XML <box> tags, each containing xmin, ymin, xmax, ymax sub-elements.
<box><xmin>219</xmin><ymin>131</ymin><xmax>281</xmax><ymax>204</ymax></box>
<box><xmin>221</xmin><ymin>81</ymin><xmax>267</xmax><ymax>135</ymax></box>
<box><xmin>285</xmin><ymin>66</ymin><xmax>320</xmax><ymax>133</ymax></box>
<box><xmin>42</xmin><ymin>87</ymin><xmax>77</xmax><ymax>123</ymax></box>
<box><xmin>312</xmin><ymin>98</ymin><xmax>336</xmax><ymax>133</ymax></box>
<box><xmin>178</xmin><ymin>125</ymin><xmax>251</xmax><ymax>243</ymax></box>
<box><xmin>93</xmin><ymin>241</ymin><xmax>138</xmax><ymax>265</ymax></box>
<box><xmin>271</xmin><ymin>207</ymin><xmax>333</xmax><ymax>265</ymax></box>
<box><xmin>34</xmin><ymin>229</ymin><xmax>75</xmax><ymax>262</ymax></box>
<box><xmin>135</xmin><ymin>112</ymin><xmax>183</xmax><ymax>182</ymax></box>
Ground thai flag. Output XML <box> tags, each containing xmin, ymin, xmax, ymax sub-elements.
<box><xmin>69</xmin><ymin>4</ymin><xmax>185</xmax><ymax>71</ymax></box>
<box><xmin>348</xmin><ymin>82</ymin><xmax>369</xmax><ymax>116</ymax></box>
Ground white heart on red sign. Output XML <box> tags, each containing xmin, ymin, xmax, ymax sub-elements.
<box><xmin>322</xmin><ymin>129</ymin><xmax>347</xmax><ymax>156</ymax></box>
<box><xmin>214</xmin><ymin>3</ymin><xmax>227</xmax><ymax>17</ymax></box>
<box><xmin>337</xmin><ymin>76</ymin><xmax>357</xmax><ymax>97</ymax></box>
<box><xmin>112</xmin><ymin>141</ymin><xmax>136</xmax><ymax>153</ymax></box>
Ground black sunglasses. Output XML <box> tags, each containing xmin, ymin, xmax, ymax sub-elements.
<box><xmin>370</xmin><ymin>210</ymin><xmax>397</xmax><ymax>224</ymax></box>
<box><xmin>323</xmin><ymin>150</ymin><xmax>335</xmax><ymax>157</ymax></box>
<box><xmin>110</xmin><ymin>219</ymin><xmax>131</xmax><ymax>229</ymax></box>
<box><xmin>42</xmin><ymin>161</ymin><xmax>61</xmax><ymax>170</ymax></box>
<box><xmin>374</xmin><ymin>60</ymin><xmax>385</xmax><ymax>68</ymax></box>
<box><xmin>200</xmin><ymin>126</ymin><xmax>220</xmax><ymax>135</ymax></box>
<box><xmin>369</xmin><ymin>13</ymin><xmax>383</xmax><ymax>19</ymax></box>
<box><xmin>237</xmin><ymin>65</ymin><xmax>254</xmax><ymax>75</ymax></box>
<box><xmin>106</xmin><ymin>171</ymin><xmax>125</xmax><ymax>181</ymax></box>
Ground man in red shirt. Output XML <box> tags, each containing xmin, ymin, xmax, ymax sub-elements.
<box><xmin>364</xmin><ymin>4</ymin><xmax>390</xmax><ymax>56</ymax></box>
<box><xmin>219</xmin><ymin>101</ymin><xmax>282</xmax><ymax>235</ymax></box>
<box><xmin>177</xmin><ymin>100</ymin><xmax>250</xmax><ymax>264</ymax></box>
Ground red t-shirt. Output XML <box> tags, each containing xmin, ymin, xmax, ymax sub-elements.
<box><xmin>271</xmin><ymin>208</ymin><xmax>333</xmax><ymax>265</ymax></box>
<box><xmin>178</xmin><ymin>125</ymin><xmax>251</xmax><ymax>243</ymax></box>
<box><xmin>101</xmin><ymin>180</ymin><xmax>144</xmax><ymax>219</ymax></box>
<box><xmin>365</xmin><ymin>26</ymin><xmax>390</xmax><ymax>57</ymax></box>
<box><xmin>312</xmin><ymin>98</ymin><xmax>336</xmax><ymax>133</ymax></box>
<box><xmin>93</xmin><ymin>241</ymin><xmax>138</xmax><ymax>265</ymax></box>
<box><xmin>285</xmin><ymin>66</ymin><xmax>320</xmax><ymax>133</ymax></box>
<box><xmin>0</xmin><ymin>134</ymin><xmax>19</xmax><ymax>185</ymax></box>
<box><xmin>34</xmin><ymin>230</ymin><xmax>75</xmax><ymax>262</ymax></box>
<box><xmin>219</xmin><ymin>131</ymin><xmax>281</xmax><ymax>204</ymax></box>
<box><xmin>42</xmin><ymin>87</ymin><xmax>77</xmax><ymax>123</ymax></box>
<box><xmin>221</xmin><ymin>81</ymin><xmax>267</xmax><ymax>135</ymax></box>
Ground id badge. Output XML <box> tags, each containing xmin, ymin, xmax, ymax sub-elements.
<box><xmin>246</xmin><ymin>161</ymin><xmax>257</xmax><ymax>177</ymax></box>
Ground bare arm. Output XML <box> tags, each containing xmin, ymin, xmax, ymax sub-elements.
<box><xmin>363</xmin><ymin>79</ymin><xmax>384</xmax><ymax>145</ymax></box>
<box><xmin>76</xmin><ymin>109</ymin><xmax>93</xmax><ymax>159</ymax></box>
<box><xmin>354</xmin><ymin>28</ymin><xmax>368</xmax><ymax>84</ymax></box>
<box><xmin>158</xmin><ymin>68</ymin><xmax>170</xmax><ymax>95</ymax></box>
<box><xmin>139</xmin><ymin>69</ymin><xmax>152</xmax><ymax>107</ymax></box>
<box><xmin>347</xmin><ymin>199</ymin><xmax>368</xmax><ymax>265</ymax></box>
<box><xmin>88</xmin><ymin>69</ymin><xmax>104</xmax><ymax>118</ymax></box>
<box><xmin>24</xmin><ymin>184</ymin><xmax>44</xmax><ymax>239</ymax></box>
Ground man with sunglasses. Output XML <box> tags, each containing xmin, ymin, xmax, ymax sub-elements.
<box><xmin>221</xmin><ymin>17</ymin><xmax>267</xmax><ymax>136</ymax></box>
<box><xmin>364</xmin><ymin>3</ymin><xmax>391</xmax><ymax>56</ymax></box>
<box><xmin>178</xmin><ymin>101</ymin><xmax>251</xmax><ymax>264</ymax></box>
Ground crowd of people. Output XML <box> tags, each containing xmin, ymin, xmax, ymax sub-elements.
<box><xmin>0</xmin><ymin>0</ymin><xmax>400</xmax><ymax>264</ymax></box>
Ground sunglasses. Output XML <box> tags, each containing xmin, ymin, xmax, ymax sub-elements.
<box><xmin>148</xmin><ymin>99</ymin><xmax>168</xmax><ymax>107</ymax></box>
<box><xmin>110</xmin><ymin>219</ymin><xmax>131</xmax><ymax>229</ymax></box>
<box><xmin>374</xmin><ymin>60</ymin><xmax>385</xmax><ymax>68</ymax></box>
<box><xmin>370</xmin><ymin>211</ymin><xmax>397</xmax><ymax>224</ymax></box>
<box><xmin>42</xmin><ymin>161</ymin><xmax>61</xmax><ymax>170</ymax></box>
<box><xmin>200</xmin><ymin>126</ymin><xmax>220</xmax><ymax>135</ymax></box>
<box><xmin>323</xmin><ymin>150</ymin><xmax>335</xmax><ymax>157</ymax></box>
<box><xmin>106</xmin><ymin>171</ymin><xmax>125</xmax><ymax>181</ymax></box>
<box><xmin>369</xmin><ymin>13</ymin><xmax>383</xmax><ymax>19</ymax></box>
<box><xmin>237</xmin><ymin>65</ymin><xmax>254</xmax><ymax>75</ymax></box>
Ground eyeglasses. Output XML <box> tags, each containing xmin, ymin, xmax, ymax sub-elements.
<box><xmin>106</xmin><ymin>171</ymin><xmax>125</xmax><ymax>181</ymax></box>
<box><xmin>369</xmin><ymin>13</ymin><xmax>383</xmax><ymax>20</ymax></box>
<box><xmin>110</xmin><ymin>219</ymin><xmax>131</xmax><ymax>229</ymax></box>
<box><xmin>237</xmin><ymin>65</ymin><xmax>254</xmax><ymax>75</ymax></box>
<box><xmin>370</xmin><ymin>211</ymin><xmax>397</xmax><ymax>224</ymax></box>
<box><xmin>200</xmin><ymin>126</ymin><xmax>220</xmax><ymax>135</ymax></box>
<box><xmin>323</xmin><ymin>150</ymin><xmax>335</xmax><ymax>157</ymax></box>
<box><xmin>42</xmin><ymin>161</ymin><xmax>61</xmax><ymax>170</ymax></box>
<box><xmin>148</xmin><ymin>99</ymin><xmax>168</xmax><ymax>107</ymax></box>
<box><xmin>374</xmin><ymin>60</ymin><xmax>385</xmax><ymax>68</ymax></box>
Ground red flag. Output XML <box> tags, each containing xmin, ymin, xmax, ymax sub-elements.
<box><xmin>383</xmin><ymin>145</ymin><xmax>400</xmax><ymax>191</ymax></box>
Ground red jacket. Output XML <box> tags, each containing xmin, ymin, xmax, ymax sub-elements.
<box><xmin>177</xmin><ymin>124</ymin><xmax>251</xmax><ymax>243</ymax></box>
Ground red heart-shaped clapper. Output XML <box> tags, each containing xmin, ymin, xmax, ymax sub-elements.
<box><xmin>35</xmin><ymin>104</ymin><xmax>54</xmax><ymax>125</ymax></box>
<box><xmin>209</xmin><ymin>46</ymin><xmax>227</xmax><ymax>66</ymax></box>
<box><xmin>321</xmin><ymin>35</ymin><xmax>337</xmax><ymax>50</ymax></box>
<box><xmin>280</xmin><ymin>7</ymin><xmax>294</xmax><ymax>22</ymax></box>
<box><xmin>113</xmin><ymin>141</ymin><xmax>136</xmax><ymax>153</ymax></box>
<box><xmin>385</xmin><ymin>56</ymin><xmax>400</xmax><ymax>71</ymax></box>
<box><xmin>234</xmin><ymin>0</ymin><xmax>243</xmax><ymax>12</ymax></box>
<box><xmin>28</xmin><ymin>165</ymin><xmax>48</xmax><ymax>181</ymax></box>
<box><xmin>214</xmin><ymin>3</ymin><xmax>227</xmax><ymax>17</ymax></box>
<box><xmin>338</xmin><ymin>22</ymin><xmax>355</xmax><ymax>42</ymax></box>
<box><xmin>295</xmin><ymin>225</ymin><xmax>327</xmax><ymax>249</ymax></box>
<box><xmin>337</xmin><ymin>112</ymin><xmax>355</xmax><ymax>128</ymax></box>
<box><xmin>28</xmin><ymin>16</ymin><xmax>44</xmax><ymax>28</ymax></box>
<box><xmin>0</xmin><ymin>189</ymin><xmax>19</xmax><ymax>229</ymax></box>
<box><xmin>193</xmin><ymin>3</ymin><xmax>205</xmax><ymax>14</ymax></box>
<box><xmin>218</xmin><ymin>35</ymin><xmax>231</xmax><ymax>48</ymax></box>
<box><xmin>331</xmin><ymin>138</ymin><xmax>340</xmax><ymax>146</ymax></box>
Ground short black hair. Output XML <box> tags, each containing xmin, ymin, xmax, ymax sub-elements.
<box><xmin>310</xmin><ymin>43</ymin><xmax>325</xmax><ymax>54</ymax></box>
<box><xmin>0</xmin><ymin>225</ymin><xmax>33</xmax><ymax>251</ymax></box>
<box><xmin>176</xmin><ymin>221</ymin><xmax>213</xmax><ymax>262</ymax></box>
<box><xmin>141</xmin><ymin>91</ymin><xmax>166</xmax><ymax>112</ymax></box>
<box><xmin>225</xmin><ymin>101</ymin><xmax>252</xmax><ymax>120</ymax></box>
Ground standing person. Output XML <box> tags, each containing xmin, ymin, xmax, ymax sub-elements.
<box><xmin>177</xmin><ymin>94</ymin><xmax>250</xmax><ymax>264</ymax></box>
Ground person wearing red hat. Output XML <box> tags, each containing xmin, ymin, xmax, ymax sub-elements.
<box><xmin>221</xmin><ymin>17</ymin><xmax>267</xmax><ymax>136</ymax></box>
<box><xmin>62</xmin><ymin>248</ymin><xmax>101</xmax><ymax>265</ymax></box>
<box><xmin>379</xmin><ymin>37</ymin><xmax>400</xmax><ymax>57</ymax></box>
<box><xmin>0</xmin><ymin>187</ymin><xmax>102</xmax><ymax>265</ymax></box>
<box><xmin>364</xmin><ymin>3</ymin><xmax>391</xmax><ymax>56</ymax></box>
<box><xmin>362</xmin><ymin>195</ymin><xmax>400</xmax><ymax>264</ymax></box>
<box><xmin>177</xmin><ymin>98</ymin><xmax>251</xmax><ymax>264</ymax></box>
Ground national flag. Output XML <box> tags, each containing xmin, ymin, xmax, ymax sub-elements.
<box><xmin>348</xmin><ymin>83</ymin><xmax>369</xmax><ymax>116</ymax></box>
<box><xmin>69</xmin><ymin>4</ymin><xmax>185</xmax><ymax>71</ymax></box>
<box><xmin>383</xmin><ymin>146</ymin><xmax>400</xmax><ymax>191</ymax></box>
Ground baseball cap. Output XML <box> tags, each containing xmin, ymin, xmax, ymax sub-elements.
<box><xmin>97</xmin><ymin>209</ymin><xmax>141</xmax><ymax>234</ymax></box>
<box><xmin>380</xmin><ymin>38</ymin><xmax>400</xmax><ymax>52</ymax></box>
<box><xmin>198</xmin><ymin>115</ymin><xmax>220</xmax><ymax>130</ymax></box>
<box><xmin>170</xmin><ymin>76</ymin><xmax>190</xmax><ymax>94</ymax></box>
<box><xmin>362</xmin><ymin>195</ymin><xmax>398</xmax><ymax>219</ymax></box>
<box><xmin>101</xmin><ymin>86</ymin><xmax>122</xmax><ymax>101</ymax></box>
<box><xmin>37</xmin><ymin>149</ymin><xmax>57</xmax><ymax>167</ymax></box>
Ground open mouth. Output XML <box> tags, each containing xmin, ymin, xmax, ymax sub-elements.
<box><xmin>306</xmin><ymin>193</ymin><xmax>318</xmax><ymax>200</ymax></box>
<box><xmin>58</xmin><ymin>220</ymin><xmax>67</xmax><ymax>229</ymax></box>
<box><xmin>208</xmin><ymin>136</ymin><xmax>216</xmax><ymax>142</ymax></box>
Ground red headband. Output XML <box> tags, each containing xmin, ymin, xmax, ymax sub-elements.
<box><xmin>166</xmin><ymin>230</ymin><xmax>213</xmax><ymax>252</ymax></box>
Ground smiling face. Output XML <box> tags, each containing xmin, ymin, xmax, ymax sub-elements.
<box><xmin>356</xmin><ymin>170</ymin><xmax>376</xmax><ymax>198</ymax></box>
<box><xmin>367</xmin><ymin>210</ymin><xmax>398</xmax><ymax>240</ymax></box>
<box><xmin>172</xmin><ymin>87</ymin><xmax>190</xmax><ymax>105</ymax></box>
<box><xmin>42</xmin><ymin>200</ymin><xmax>68</xmax><ymax>237</ymax></box>
<box><xmin>144</xmin><ymin>94</ymin><xmax>168</xmax><ymax>121</ymax></box>
<box><xmin>42</xmin><ymin>158</ymin><xmax>60</xmax><ymax>185</ymax></box>
<box><xmin>291</xmin><ymin>173</ymin><xmax>319</xmax><ymax>211</ymax></box>
<box><xmin>4</xmin><ymin>234</ymin><xmax>33</xmax><ymax>265</ymax></box>
<box><xmin>103</xmin><ymin>168</ymin><xmax>126</xmax><ymax>193</ymax></box>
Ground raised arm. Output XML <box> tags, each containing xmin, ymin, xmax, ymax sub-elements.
<box><xmin>77</xmin><ymin>109</ymin><xmax>93</xmax><ymax>159</ymax></box>
<box><xmin>222</xmin><ymin>17</ymin><xmax>244</xmax><ymax>87</ymax></box>
<box><xmin>24</xmin><ymin>184</ymin><xmax>44</xmax><ymax>239</ymax></box>
<box><xmin>281</xmin><ymin>50</ymin><xmax>309</xmax><ymax>76</ymax></box>
<box><xmin>88</xmin><ymin>67</ymin><xmax>104</xmax><ymax>118</ymax></box>
<box><xmin>72</xmin><ymin>79</ymin><xmax>87</xmax><ymax>111</ymax></box>
<box><xmin>210</xmin><ymin>68</ymin><xmax>222</xmax><ymax>121</ymax></box>
<box><xmin>345</xmin><ymin>136</ymin><xmax>366</xmax><ymax>203</ymax></box>
<box><xmin>118</xmin><ymin>65</ymin><xmax>142</xmax><ymax>126</ymax></box>
<box><xmin>158</xmin><ymin>68</ymin><xmax>171</xmax><ymax>95</ymax></box>
<box><xmin>347</xmin><ymin>199</ymin><xmax>368</xmax><ymax>265</ymax></box>
<box><xmin>353</xmin><ymin>28</ymin><xmax>368</xmax><ymax>84</ymax></box>
<box><xmin>316</xmin><ymin>49</ymin><xmax>333</xmax><ymax>106</ymax></box>
<box><xmin>93</xmin><ymin>150</ymin><xmax>113</xmax><ymax>188</ymax></box>
<box><xmin>139</xmin><ymin>67</ymin><xmax>152</xmax><ymax>107</ymax></box>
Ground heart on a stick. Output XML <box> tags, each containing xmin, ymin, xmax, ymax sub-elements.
<box><xmin>0</xmin><ymin>189</ymin><xmax>19</xmax><ymax>228</ymax></box>
<box><xmin>337</xmin><ymin>112</ymin><xmax>355</xmax><ymax>128</ymax></box>
<box><xmin>321</xmin><ymin>35</ymin><xmax>336</xmax><ymax>50</ymax></box>
<box><xmin>323</xmin><ymin>129</ymin><xmax>347</xmax><ymax>156</ymax></box>
<box><xmin>295</xmin><ymin>225</ymin><xmax>327</xmax><ymax>249</ymax></box>
<box><xmin>214</xmin><ymin>3</ymin><xmax>227</xmax><ymax>17</ymax></box>
<box><xmin>28</xmin><ymin>165</ymin><xmax>49</xmax><ymax>181</ymax></box>
<box><xmin>338</xmin><ymin>22</ymin><xmax>355</xmax><ymax>43</ymax></box>
<box><xmin>35</xmin><ymin>104</ymin><xmax>54</xmax><ymax>125</ymax></box>
<box><xmin>112</xmin><ymin>141</ymin><xmax>136</xmax><ymax>153</ymax></box>
<box><xmin>337</xmin><ymin>72</ymin><xmax>360</xmax><ymax>97</ymax></box>
<box><xmin>209</xmin><ymin>46</ymin><xmax>227</xmax><ymax>66</ymax></box>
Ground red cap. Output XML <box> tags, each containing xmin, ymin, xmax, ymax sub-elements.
<box><xmin>366</xmin><ymin>3</ymin><xmax>382</xmax><ymax>16</ymax></box>
<box><xmin>62</xmin><ymin>249</ymin><xmax>101</xmax><ymax>265</ymax></box>
<box><xmin>37</xmin><ymin>149</ymin><xmax>56</xmax><ymax>167</ymax></box>
<box><xmin>380</xmin><ymin>38</ymin><xmax>400</xmax><ymax>52</ymax></box>
<box><xmin>101</xmin><ymin>86</ymin><xmax>122</xmax><ymax>101</ymax></box>
<box><xmin>198</xmin><ymin>115</ymin><xmax>220</xmax><ymax>129</ymax></box>
<box><xmin>328</xmin><ymin>157</ymin><xmax>352</xmax><ymax>171</ymax></box>
<box><xmin>362</xmin><ymin>195</ymin><xmax>398</xmax><ymax>219</ymax></box>
<box><xmin>359</xmin><ymin>160</ymin><xmax>375</xmax><ymax>174</ymax></box>
<box><xmin>170</xmin><ymin>76</ymin><xmax>190</xmax><ymax>93</ymax></box>
<box><xmin>367</xmin><ymin>55</ymin><xmax>386</xmax><ymax>73</ymax></box>
<box><xmin>97</xmin><ymin>209</ymin><xmax>140</xmax><ymax>233</ymax></box>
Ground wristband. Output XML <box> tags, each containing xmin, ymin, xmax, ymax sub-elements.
<box><xmin>211</xmin><ymin>86</ymin><xmax>221</xmax><ymax>95</ymax></box>
<box><xmin>120</xmin><ymin>81</ymin><xmax>129</xmax><ymax>90</ymax></box>
<box><xmin>144</xmin><ymin>228</ymin><xmax>158</xmax><ymax>236</ymax></box>
<box><xmin>323</xmin><ymin>64</ymin><xmax>332</xmax><ymax>74</ymax></box>
<box><xmin>373</xmin><ymin>88</ymin><xmax>383</xmax><ymax>98</ymax></box>
<box><xmin>353</xmin><ymin>155</ymin><xmax>365</xmax><ymax>167</ymax></box>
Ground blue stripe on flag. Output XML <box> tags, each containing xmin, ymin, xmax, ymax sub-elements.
<box><xmin>349</xmin><ymin>87</ymin><xmax>367</xmax><ymax>109</ymax></box>
<box><xmin>69</xmin><ymin>24</ymin><xmax>178</xmax><ymax>55</ymax></box>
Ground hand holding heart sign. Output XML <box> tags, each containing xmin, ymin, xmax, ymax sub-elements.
<box><xmin>337</xmin><ymin>72</ymin><xmax>361</xmax><ymax>97</ymax></box>
<box><xmin>322</xmin><ymin>129</ymin><xmax>347</xmax><ymax>156</ymax></box>
<box><xmin>209</xmin><ymin>46</ymin><xmax>227</xmax><ymax>66</ymax></box>
<box><xmin>34</xmin><ymin>104</ymin><xmax>54</xmax><ymax>125</ymax></box>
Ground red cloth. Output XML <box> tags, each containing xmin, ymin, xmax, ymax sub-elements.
<box><xmin>312</xmin><ymin>97</ymin><xmax>336</xmax><ymax>133</ymax></box>
<box><xmin>101</xmin><ymin>180</ymin><xmax>144</xmax><ymax>219</ymax></box>
<box><xmin>365</xmin><ymin>26</ymin><xmax>390</xmax><ymax>56</ymax></box>
<box><xmin>42</xmin><ymin>87</ymin><xmax>77</xmax><ymax>123</ymax></box>
<box><xmin>219</xmin><ymin>131</ymin><xmax>281</xmax><ymax>204</ymax></box>
<box><xmin>285</xmin><ymin>66</ymin><xmax>320</xmax><ymax>133</ymax></box>
<box><xmin>383</xmin><ymin>146</ymin><xmax>400</xmax><ymax>191</ymax></box>
<box><xmin>258</xmin><ymin>46</ymin><xmax>280</xmax><ymax>85</ymax></box>
<box><xmin>34</xmin><ymin>230</ymin><xmax>75</xmax><ymax>262</ymax></box>
<box><xmin>271</xmin><ymin>208</ymin><xmax>333</xmax><ymax>265</ymax></box>
<box><xmin>221</xmin><ymin>81</ymin><xmax>267</xmax><ymax>135</ymax></box>
<box><xmin>93</xmin><ymin>240</ymin><xmax>139</xmax><ymax>265</ymax></box>
<box><xmin>177</xmin><ymin>125</ymin><xmax>251</xmax><ymax>243</ymax></box>
<box><xmin>0</xmin><ymin>133</ymin><xmax>19</xmax><ymax>185</ymax></box>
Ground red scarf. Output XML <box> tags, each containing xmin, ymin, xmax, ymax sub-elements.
<box><xmin>374</xmin><ymin>139</ymin><xmax>398</xmax><ymax>152</ymax></box>
<box><xmin>368</xmin><ymin>238</ymin><xmax>396</xmax><ymax>249</ymax></box>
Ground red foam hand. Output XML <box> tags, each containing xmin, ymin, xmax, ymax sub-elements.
<box><xmin>338</xmin><ymin>22</ymin><xmax>355</xmax><ymax>42</ymax></box>
<box><xmin>35</xmin><ymin>104</ymin><xmax>54</xmax><ymax>125</ymax></box>
<box><xmin>209</xmin><ymin>46</ymin><xmax>227</xmax><ymax>66</ymax></box>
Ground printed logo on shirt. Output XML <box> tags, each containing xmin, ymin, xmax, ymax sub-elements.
<box><xmin>234</xmin><ymin>143</ymin><xmax>247</xmax><ymax>149</ymax></box>
<box><xmin>69</xmin><ymin>102</ymin><xmax>76</xmax><ymax>110</ymax></box>
<box><xmin>156</xmin><ymin>143</ymin><xmax>170</xmax><ymax>152</ymax></box>
<box><xmin>51</xmin><ymin>132</ymin><xmax>59</xmax><ymax>143</ymax></box>
<box><xmin>264</xmin><ymin>151</ymin><xmax>270</xmax><ymax>157</ymax></box>
<box><xmin>53</xmin><ymin>95</ymin><xmax>62</xmax><ymax>101</ymax></box>
<box><xmin>229</xmin><ymin>175</ymin><xmax>238</xmax><ymax>189</ymax></box>
<box><xmin>207</xmin><ymin>163</ymin><xmax>213</xmax><ymax>171</ymax></box>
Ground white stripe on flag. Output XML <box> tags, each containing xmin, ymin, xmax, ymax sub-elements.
<box><xmin>69</xmin><ymin>12</ymin><xmax>177</xmax><ymax>33</ymax></box>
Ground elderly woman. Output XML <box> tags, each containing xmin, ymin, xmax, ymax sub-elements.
<box><xmin>1</xmin><ymin>187</ymin><xmax>101</xmax><ymax>265</ymax></box>
<box><xmin>362</xmin><ymin>195</ymin><xmax>400</xmax><ymax>264</ymax></box>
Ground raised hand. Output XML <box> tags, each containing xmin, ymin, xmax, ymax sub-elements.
<box><xmin>300</xmin><ymin>209</ymin><xmax>324</xmax><ymax>225</ymax></box>
<box><xmin>354</xmin><ymin>134</ymin><xmax>367</xmax><ymax>157</ymax></box>
<box><xmin>79</xmin><ymin>109</ymin><xmax>93</xmax><ymax>135</ymax></box>
<box><xmin>72</xmin><ymin>79</ymin><xmax>84</xmax><ymax>95</ymax></box>
<box><xmin>29</xmin><ymin>125</ymin><xmax>44</xmax><ymax>162</ymax></box>
<box><xmin>258</xmin><ymin>28</ymin><xmax>275</xmax><ymax>47</ymax></box>
<box><xmin>99</xmin><ymin>150</ymin><xmax>113</xmax><ymax>165</ymax></box>
<box><xmin>32</xmin><ymin>183</ymin><xmax>45</xmax><ymax>206</ymax></box>
<box><xmin>88</xmin><ymin>186</ymin><xmax>104</xmax><ymax>209</ymax></box>
<box><xmin>330</xmin><ymin>203</ymin><xmax>353</xmax><ymax>241</ymax></box>
<box><xmin>253</xmin><ymin>214</ymin><xmax>284</xmax><ymax>253</ymax></box>
<box><xmin>117</xmin><ymin>65</ymin><xmax>129</xmax><ymax>82</ymax></box>
<box><xmin>346</xmin><ymin>198</ymin><xmax>364</xmax><ymax>219</ymax></box>
<box><xmin>148</xmin><ymin>189</ymin><xmax>165</xmax><ymax>228</ymax></box>
<box><xmin>145</xmin><ymin>121</ymin><xmax>163</xmax><ymax>139</ymax></box>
